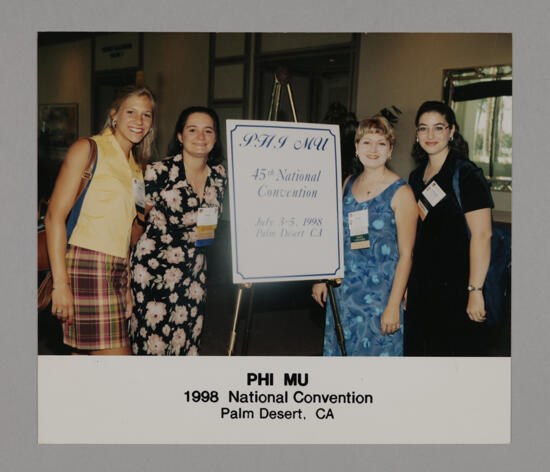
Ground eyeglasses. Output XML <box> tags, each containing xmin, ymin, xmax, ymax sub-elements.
<box><xmin>416</xmin><ymin>125</ymin><xmax>449</xmax><ymax>135</ymax></box>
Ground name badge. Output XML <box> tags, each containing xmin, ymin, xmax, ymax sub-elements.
<box><xmin>348</xmin><ymin>209</ymin><xmax>370</xmax><ymax>250</ymax></box>
<box><xmin>418</xmin><ymin>181</ymin><xmax>446</xmax><ymax>221</ymax></box>
<box><xmin>196</xmin><ymin>207</ymin><xmax>219</xmax><ymax>247</ymax></box>
<box><xmin>418</xmin><ymin>200</ymin><xmax>429</xmax><ymax>220</ymax></box>
<box><xmin>132</xmin><ymin>178</ymin><xmax>145</xmax><ymax>212</ymax></box>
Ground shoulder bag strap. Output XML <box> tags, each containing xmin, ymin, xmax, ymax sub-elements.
<box><xmin>74</xmin><ymin>138</ymin><xmax>98</xmax><ymax>202</ymax></box>
<box><xmin>65</xmin><ymin>138</ymin><xmax>98</xmax><ymax>240</ymax></box>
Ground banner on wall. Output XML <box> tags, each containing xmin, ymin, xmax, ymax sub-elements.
<box><xmin>226</xmin><ymin>120</ymin><xmax>344</xmax><ymax>283</ymax></box>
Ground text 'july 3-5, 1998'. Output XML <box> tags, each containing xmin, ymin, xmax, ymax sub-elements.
<box><xmin>183</xmin><ymin>372</ymin><xmax>374</xmax><ymax>422</ymax></box>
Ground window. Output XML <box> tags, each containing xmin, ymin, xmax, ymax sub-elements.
<box><xmin>444</xmin><ymin>65</ymin><xmax>512</xmax><ymax>191</ymax></box>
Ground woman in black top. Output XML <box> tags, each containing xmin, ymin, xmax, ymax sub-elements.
<box><xmin>404</xmin><ymin>101</ymin><xmax>493</xmax><ymax>356</ymax></box>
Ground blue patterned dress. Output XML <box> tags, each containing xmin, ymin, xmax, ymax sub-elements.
<box><xmin>324</xmin><ymin>176</ymin><xmax>406</xmax><ymax>356</ymax></box>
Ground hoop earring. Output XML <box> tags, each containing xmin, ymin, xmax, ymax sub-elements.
<box><xmin>450</xmin><ymin>135</ymin><xmax>454</xmax><ymax>142</ymax></box>
<box><xmin>112</xmin><ymin>119</ymin><xmax>117</xmax><ymax>128</ymax></box>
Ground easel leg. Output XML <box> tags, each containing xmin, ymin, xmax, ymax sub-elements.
<box><xmin>286</xmin><ymin>83</ymin><xmax>298</xmax><ymax>122</ymax></box>
<box><xmin>227</xmin><ymin>284</ymin><xmax>252</xmax><ymax>356</ymax></box>
<box><xmin>327</xmin><ymin>284</ymin><xmax>347</xmax><ymax>356</ymax></box>
<box><xmin>228</xmin><ymin>286</ymin><xmax>244</xmax><ymax>356</ymax></box>
<box><xmin>267</xmin><ymin>81</ymin><xmax>281</xmax><ymax>121</ymax></box>
<box><xmin>241</xmin><ymin>285</ymin><xmax>255</xmax><ymax>355</ymax></box>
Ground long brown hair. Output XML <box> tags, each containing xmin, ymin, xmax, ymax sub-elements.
<box><xmin>103</xmin><ymin>84</ymin><xmax>157</xmax><ymax>170</ymax></box>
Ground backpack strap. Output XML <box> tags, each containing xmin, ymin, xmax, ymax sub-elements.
<box><xmin>452</xmin><ymin>159</ymin><xmax>467</xmax><ymax>210</ymax></box>
<box><xmin>451</xmin><ymin>159</ymin><xmax>471</xmax><ymax>238</ymax></box>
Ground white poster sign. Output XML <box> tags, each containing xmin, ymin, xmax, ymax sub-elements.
<box><xmin>226</xmin><ymin>120</ymin><xmax>344</xmax><ymax>283</ymax></box>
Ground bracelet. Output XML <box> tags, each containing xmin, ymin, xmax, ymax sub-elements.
<box><xmin>467</xmin><ymin>285</ymin><xmax>483</xmax><ymax>292</ymax></box>
<box><xmin>52</xmin><ymin>282</ymin><xmax>70</xmax><ymax>290</ymax></box>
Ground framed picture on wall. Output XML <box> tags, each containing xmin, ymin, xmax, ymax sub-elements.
<box><xmin>38</xmin><ymin>103</ymin><xmax>78</xmax><ymax>153</ymax></box>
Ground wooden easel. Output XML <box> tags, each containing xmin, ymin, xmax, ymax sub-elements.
<box><xmin>227</xmin><ymin>67</ymin><xmax>347</xmax><ymax>356</ymax></box>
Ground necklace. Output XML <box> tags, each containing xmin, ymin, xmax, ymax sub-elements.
<box><xmin>361</xmin><ymin>169</ymin><xmax>387</xmax><ymax>196</ymax></box>
<box><xmin>182</xmin><ymin>158</ymin><xmax>208</xmax><ymax>198</ymax></box>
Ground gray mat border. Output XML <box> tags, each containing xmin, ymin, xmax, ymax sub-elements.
<box><xmin>1</xmin><ymin>0</ymin><xmax>548</xmax><ymax>470</ymax></box>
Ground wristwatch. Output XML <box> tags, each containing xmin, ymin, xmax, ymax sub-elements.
<box><xmin>467</xmin><ymin>285</ymin><xmax>483</xmax><ymax>292</ymax></box>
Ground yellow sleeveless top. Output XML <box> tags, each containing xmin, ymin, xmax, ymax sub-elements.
<box><xmin>69</xmin><ymin>129</ymin><xmax>144</xmax><ymax>258</ymax></box>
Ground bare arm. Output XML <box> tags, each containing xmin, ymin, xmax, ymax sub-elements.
<box><xmin>44</xmin><ymin>138</ymin><xmax>91</xmax><ymax>324</ymax></box>
<box><xmin>464</xmin><ymin>208</ymin><xmax>492</xmax><ymax>322</ymax></box>
<box><xmin>129</xmin><ymin>203</ymin><xmax>152</xmax><ymax>248</ymax></box>
<box><xmin>380</xmin><ymin>185</ymin><xmax>417</xmax><ymax>335</ymax></box>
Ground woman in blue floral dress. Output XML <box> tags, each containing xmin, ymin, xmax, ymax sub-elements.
<box><xmin>313</xmin><ymin>116</ymin><xmax>417</xmax><ymax>356</ymax></box>
<box><xmin>129</xmin><ymin>107</ymin><xmax>226</xmax><ymax>355</ymax></box>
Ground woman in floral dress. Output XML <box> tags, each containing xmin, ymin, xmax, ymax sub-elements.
<box><xmin>129</xmin><ymin>106</ymin><xmax>226</xmax><ymax>355</ymax></box>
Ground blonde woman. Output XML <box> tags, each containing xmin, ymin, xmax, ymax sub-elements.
<box><xmin>46</xmin><ymin>85</ymin><xmax>156</xmax><ymax>355</ymax></box>
<box><xmin>313</xmin><ymin>116</ymin><xmax>417</xmax><ymax>356</ymax></box>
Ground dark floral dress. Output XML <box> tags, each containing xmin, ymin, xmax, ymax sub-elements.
<box><xmin>129</xmin><ymin>154</ymin><xmax>226</xmax><ymax>355</ymax></box>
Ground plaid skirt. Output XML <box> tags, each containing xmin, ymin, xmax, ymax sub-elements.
<box><xmin>63</xmin><ymin>245</ymin><xmax>129</xmax><ymax>350</ymax></box>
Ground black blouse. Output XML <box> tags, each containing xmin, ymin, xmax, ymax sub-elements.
<box><xmin>408</xmin><ymin>150</ymin><xmax>494</xmax><ymax>303</ymax></box>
